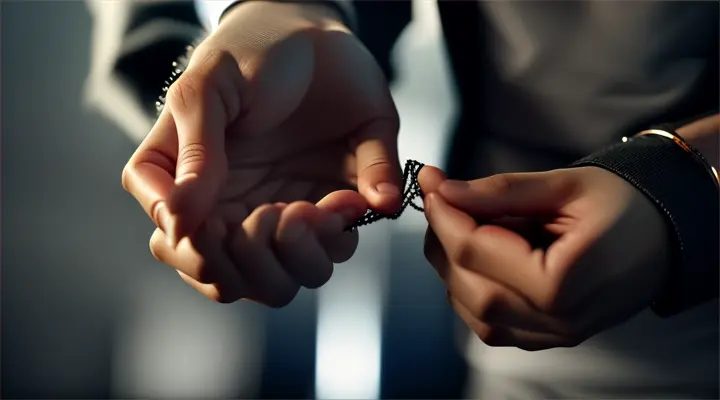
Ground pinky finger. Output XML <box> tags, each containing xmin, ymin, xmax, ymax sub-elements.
<box><xmin>449</xmin><ymin>295</ymin><xmax>575</xmax><ymax>352</ymax></box>
<box><xmin>176</xmin><ymin>271</ymin><xmax>246</xmax><ymax>304</ymax></box>
<box><xmin>150</xmin><ymin>226</ymin><xmax>251</xmax><ymax>303</ymax></box>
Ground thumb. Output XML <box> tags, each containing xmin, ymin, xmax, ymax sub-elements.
<box><xmin>438</xmin><ymin>170</ymin><xmax>578</xmax><ymax>218</ymax></box>
<box><xmin>164</xmin><ymin>54</ymin><xmax>242</xmax><ymax>244</ymax></box>
<box><xmin>353</xmin><ymin>118</ymin><xmax>403</xmax><ymax>214</ymax></box>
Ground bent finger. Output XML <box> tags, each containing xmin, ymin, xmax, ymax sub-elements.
<box><xmin>445</xmin><ymin>266</ymin><xmax>569</xmax><ymax>336</ymax></box>
<box><xmin>122</xmin><ymin>111</ymin><xmax>179</xmax><ymax>235</ymax></box>
<box><xmin>228</xmin><ymin>204</ymin><xmax>300</xmax><ymax>308</ymax></box>
<box><xmin>315</xmin><ymin>190</ymin><xmax>366</xmax><ymax>262</ymax></box>
<box><xmin>150</xmin><ymin>225</ymin><xmax>250</xmax><ymax>303</ymax></box>
<box><xmin>450</xmin><ymin>296</ymin><xmax>575</xmax><ymax>352</ymax></box>
<box><xmin>275</xmin><ymin>202</ymin><xmax>335</xmax><ymax>288</ymax></box>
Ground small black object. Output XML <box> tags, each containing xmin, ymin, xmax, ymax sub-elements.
<box><xmin>156</xmin><ymin>44</ymin><xmax>195</xmax><ymax>116</ymax></box>
<box><xmin>346</xmin><ymin>159</ymin><xmax>426</xmax><ymax>231</ymax></box>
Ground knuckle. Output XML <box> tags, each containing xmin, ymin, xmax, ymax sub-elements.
<box><xmin>255</xmin><ymin>204</ymin><xmax>282</xmax><ymax>226</ymax></box>
<box><xmin>378</xmin><ymin>114</ymin><xmax>400</xmax><ymax>137</ymax></box>
<box><xmin>361</xmin><ymin>157</ymin><xmax>393</xmax><ymax>174</ymax></box>
<box><xmin>487</xmin><ymin>173</ymin><xmax>513</xmax><ymax>194</ymax></box>
<box><xmin>191</xmin><ymin>258</ymin><xmax>215</xmax><ymax>285</ymax></box>
<box><xmin>562</xmin><ymin>333</ymin><xmax>587</xmax><ymax>348</ymax></box>
<box><xmin>449</xmin><ymin>238</ymin><xmax>474</xmax><ymax>269</ymax></box>
<box><xmin>468</xmin><ymin>289</ymin><xmax>502</xmax><ymax>322</ymax></box>
<box><xmin>167</xmin><ymin>74</ymin><xmax>207</xmax><ymax>114</ymax></box>
<box><xmin>176</xmin><ymin>143</ymin><xmax>208</xmax><ymax>169</ymax></box>
<box><xmin>554</xmin><ymin>318</ymin><xmax>584</xmax><ymax>339</ymax></box>
<box><xmin>475</xmin><ymin>326</ymin><xmax>500</xmax><ymax>347</ymax></box>
<box><xmin>283</xmin><ymin>201</ymin><xmax>315</xmax><ymax>216</ymax></box>
<box><xmin>166</xmin><ymin>48</ymin><xmax>236</xmax><ymax>115</ymax></box>
<box><xmin>217</xmin><ymin>289</ymin><xmax>241</xmax><ymax>304</ymax></box>
<box><xmin>254</xmin><ymin>203</ymin><xmax>281</xmax><ymax>218</ymax></box>
<box><xmin>302</xmin><ymin>265</ymin><xmax>334</xmax><ymax>289</ymax></box>
<box><xmin>242</xmin><ymin>204</ymin><xmax>282</xmax><ymax>241</ymax></box>
<box><xmin>205</xmin><ymin>285</ymin><xmax>237</xmax><ymax>304</ymax></box>
<box><xmin>535</xmin><ymin>279</ymin><xmax>565</xmax><ymax>314</ymax></box>
<box><xmin>265</xmin><ymin>285</ymin><xmax>300</xmax><ymax>309</ymax></box>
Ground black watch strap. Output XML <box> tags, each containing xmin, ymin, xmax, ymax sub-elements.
<box><xmin>571</xmin><ymin>134</ymin><xmax>719</xmax><ymax>317</ymax></box>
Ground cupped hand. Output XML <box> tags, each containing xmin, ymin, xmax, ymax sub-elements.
<box><xmin>120</xmin><ymin>2</ymin><xmax>401</xmax><ymax>304</ymax></box>
<box><xmin>419</xmin><ymin>165</ymin><xmax>672</xmax><ymax>350</ymax></box>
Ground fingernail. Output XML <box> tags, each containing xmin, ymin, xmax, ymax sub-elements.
<box><xmin>284</xmin><ymin>220</ymin><xmax>308</xmax><ymax>243</ymax></box>
<box><xmin>375</xmin><ymin>182</ymin><xmax>401</xmax><ymax>197</ymax></box>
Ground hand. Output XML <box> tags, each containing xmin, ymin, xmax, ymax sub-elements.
<box><xmin>121</xmin><ymin>2</ymin><xmax>401</xmax><ymax>305</ymax></box>
<box><xmin>419</xmin><ymin>166</ymin><xmax>672</xmax><ymax>350</ymax></box>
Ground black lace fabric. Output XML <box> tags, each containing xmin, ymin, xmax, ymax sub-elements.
<box><xmin>347</xmin><ymin>160</ymin><xmax>425</xmax><ymax>231</ymax></box>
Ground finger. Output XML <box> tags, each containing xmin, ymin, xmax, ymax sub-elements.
<box><xmin>314</xmin><ymin>190</ymin><xmax>367</xmax><ymax>263</ymax></box>
<box><xmin>487</xmin><ymin>217</ymin><xmax>558</xmax><ymax>250</ymax></box>
<box><xmin>425</xmin><ymin>221</ymin><xmax>569</xmax><ymax>335</ymax></box>
<box><xmin>427</xmin><ymin>193</ymin><xmax>559</xmax><ymax>311</ymax></box>
<box><xmin>275</xmin><ymin>202</ymin><xmax>335</xmax><ymax>288</ymax></box>
<box><xmin>149</xmin><ymin>223</ymin><xmax>250</xmax><ymax>303</ymax></box>
<box><xmin>438</xmin><ymin>170</ymin><xmax>577</xmax><ymax>219</ymax></box>
<box><xmin>122</xmin><ymin>111</ymin><xmax>179</xmax><ymax>238</ymax></box>
<box><xmin>228</xmin><ymin>204</ymin><xmax>300</xmax><ymax>308</ymax></box>
<box><xmin>423</xmin><ymin>192</ymin><xmax>478</xmax><ymax>258</ymax></box>
<box><xmin>417</xmin><ymin>165</ymin><xmax>448</xmax><ymax>195</ymax></box>
<box><xmin>164</xmin><ymin>52</ymin><xmax>242</xmax><ymax>245</ymax></box>
<box><xmin>176</xmin><ymin>271</ymin><xmax>244</xmax><ymax>304</ymax></box>
<box><xmin>450</xmin><ymin>296</ymin><xmax>575</xmax><ymax>351</ymax></box>
<box><xmin>353</xmin><ymin>118</ymin><xmax>403</xmax><ymax>214</ymax></box>
<box><xmin>445</xmin><ymin>264</ymin><xmax>569</xmax><ymax>335</ymax></box>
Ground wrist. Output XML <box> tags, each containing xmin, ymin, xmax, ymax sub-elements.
<box><xmin>571</xmin><ymin>133</ymin><xmax>719</xmax><ymax>317</ymax></box>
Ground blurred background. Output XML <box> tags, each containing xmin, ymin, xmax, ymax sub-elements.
<box><xmin>1</xmin><ymin>1</ymin><xmax>470</xmax><ymax>398</ymax></box>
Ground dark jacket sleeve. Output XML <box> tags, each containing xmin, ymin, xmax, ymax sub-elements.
<box><xmin>571</xmin><ymin>115</ymin><xmax>719</xmax><ymax>317</ymax></box>
<box><xmin>352</xmin><ymin>1</ymin><xmax>411</xmax><ymax>85</ymax></box>
<box><xmin>84</xmin><ymin>0</ymin><xmax>204</xmax><ymax>141</ymax></box>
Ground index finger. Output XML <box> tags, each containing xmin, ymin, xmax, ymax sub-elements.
<box><xmin>423</xmin><ymin>192</ymin><xmax>477</xmax><ymax>258</ymax></box>
<box><xmin>121</xmin><ymin>110</ymin><xmax>179</xmax><ymax>236</ymax></box>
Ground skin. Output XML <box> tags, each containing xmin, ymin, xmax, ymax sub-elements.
<box><xmin>122</xmin><ymin>2</ymin><xmax>402</xmax><ymax>306</ymax></box>
<box><xmin>121</xmin><ymin>0</ymin><xmax>718</xmax><ymax>348</ymax></box>
<box><xmin>419</xmin><ymin>114</ymin><xmax>718</xmax><ymax>351</ymax></box>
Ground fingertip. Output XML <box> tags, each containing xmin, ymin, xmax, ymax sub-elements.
<box><xmin>418</xmin><ymin>165</ymin><xmax>448</xmax><ymax>195</ymax></box>
<box><xmin>423</xmin><ymin>191</ymin><xmax>447</xmax><ymax>217</ymax></box>
<box><xmin>424</xmin><ymin>192</ymin><xmax>476</xmax><ymax>233</ymax></box>
<box><xmin>316</xmin><ymin>190</ymin><xmax>368</xmax><ymax>221</ymax></box>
